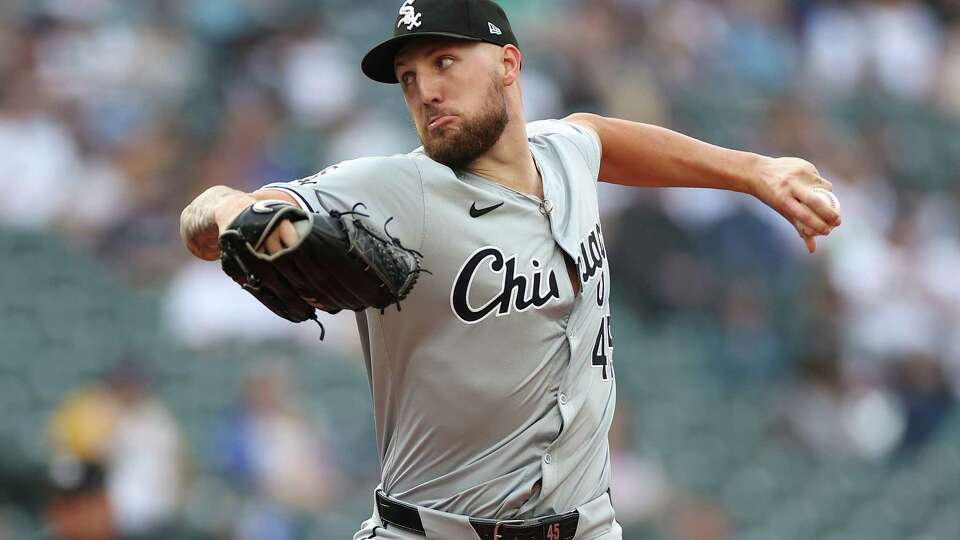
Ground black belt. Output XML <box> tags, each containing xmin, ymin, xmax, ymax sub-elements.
<box><xmin>375</xmin><ymin>490</ymin><xmax>579</xmax><ymax>540</ymax></box>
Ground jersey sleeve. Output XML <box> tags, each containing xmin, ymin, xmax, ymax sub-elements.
<box><xmin>262</xmin><ymin>154</ymin><xmax>426</xmax><ymax>251</ymax></box>
<box><xmin>527</xmin><ymin>119</ymin><xmax>602</xmax><ymax>181</ymax></box>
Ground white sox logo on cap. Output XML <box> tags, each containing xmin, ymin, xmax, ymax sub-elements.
<box><xmin>363</xmin><ymin>0</ymin><xmax>519</xmax><ymax>83</ymax></box>
<box><xmin>397</xmin><ymin>0</ymin><xmax>423</xmax><ymax>31</ymax></box>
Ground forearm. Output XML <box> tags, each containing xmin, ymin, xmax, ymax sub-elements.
<box><xmin>572</xmin><ymin>113</ymin><xmax>765</xmax><ymax>195</ymax></box>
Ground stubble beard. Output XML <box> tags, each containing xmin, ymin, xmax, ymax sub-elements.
<box><xmin>419</xmin><ymin>77</ymin><xmax>510</xmax><ymax>170</ymax></box>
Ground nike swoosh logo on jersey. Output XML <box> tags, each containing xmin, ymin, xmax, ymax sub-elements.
<box><xmin>469</xmin><ymin>201</ymin><xmax>504</xmax><ymax>218</ymax></box>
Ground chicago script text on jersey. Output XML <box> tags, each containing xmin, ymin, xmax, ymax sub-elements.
<box><xmin>450</xmin><ymin>247</ymin><xmax>561</xmax><ymax>324</ymax></box>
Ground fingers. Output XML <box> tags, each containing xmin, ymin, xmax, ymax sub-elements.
<box><xmin>181</xmin><ymin>204</ymin><xmax>221</xmax><ymax>261</ymax></box>
<box><xmin>264</xmin><ymin>231</ymin><xmax>283</xmax><ymax>255</ymax></box>
<box><xmin>759</xmin><ymin>158</ymin><xmax>840</xmax><ymax>255</ymax></box>
<box><xmin>278</xmin><ymin>220</ymin><xmax>300</xmax><ymax>248</ymax></box>
<box><xmin>786</xmin><ymin>197</ymin><xmax>832</xmax><ymax>236</ymax></box>
<box><xmin>260</xmin><ymin>220</ymin><xmax>301</xmax><ymax>255</ymax></box>
<box><xmin>191</xmin><ymin>225</ymin><xmax>221</xmax><ymax>261</ymax></box>
<box><xmin>796</xmin><ymin>185</ymin><xmax>841</xmax><ymax>227</ymax></box>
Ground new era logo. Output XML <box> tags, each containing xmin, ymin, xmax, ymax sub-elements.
<box><xmin>488</xmin><ymin>22</ymin><xmax>502</xmax><ymax>35</ymax></box>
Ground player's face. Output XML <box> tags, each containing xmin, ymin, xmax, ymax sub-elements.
<box><xmin>395</xmin><ymin>39</ymin><xmax>509</xmax><ymax>169</ymax></box>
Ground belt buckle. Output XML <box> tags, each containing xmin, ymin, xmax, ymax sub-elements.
<box><xmin>491</xmin><ymin>519</ymin><xmax>527</xmax><ymax>540</ymax></box>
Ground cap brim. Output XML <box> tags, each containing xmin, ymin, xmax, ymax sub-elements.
<box><xmin>361</xmin><ymin>32</ymin><xmax>483</xmax><ymax>84</ymax></box>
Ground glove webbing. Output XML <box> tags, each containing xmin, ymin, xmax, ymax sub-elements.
<box><xmin>335</xmin><ymin>205</ymin><xmax>431</xmax><ymax>314</ymax></box>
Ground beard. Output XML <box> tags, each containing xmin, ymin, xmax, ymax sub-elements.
<box><xmin>418</xmin><ymin>76</ymin><xmax>509</xmax><ymax>170</ymax></box>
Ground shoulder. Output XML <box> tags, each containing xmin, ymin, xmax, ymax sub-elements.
<box><xmin>527</xmin><ymin>119</ymin><xmax>600</xmax><ymax>155</ymax></box>
<box><xmin>289</xmin><ymin>153</ymin><xmax>422</xmax><ymax>190</ymax></box>
<box><xmin>527</xmin><ymin>118</ymin><xmax>597</xmax><ymax>141</ymax></box>
<box><xmin>322</xmin><ymin>153</ymin><xmax>422</xmax><ymax>178</ymax></box>
<box><xmin>526</xmin><ymin>119</ymin><xmax>602</xmax><ymax>177</ymax></box>
<box><xmin>331</xmin><ymin>149</ymin><xmax>459</xmax><ymax>180</ymax></box>
<box><xmin>264</xmin><ymin>153</ymin><xmax>429</xmax><ymax>220</ymax></box>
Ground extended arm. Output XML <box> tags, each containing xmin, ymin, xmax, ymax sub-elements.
<box><xmin>565</xmin><ymin>113</ymin><xmax>841</xmax><ymax>253</ymax></box>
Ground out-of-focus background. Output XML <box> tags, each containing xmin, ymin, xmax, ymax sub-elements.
<box><xmin>2</xmin><ymin>0</ymin><xmax>960</xmax><ymax>538</ymax></box>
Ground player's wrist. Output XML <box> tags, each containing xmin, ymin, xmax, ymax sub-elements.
<box><xmin>740</xmin><ymin>153</ymin><xmax>773</xmax><ymax>198</ymax></box>
<box><xmin>213</xmin><ymin>192</ymin><xmax>258</xmax><ymax>230</ymax></box>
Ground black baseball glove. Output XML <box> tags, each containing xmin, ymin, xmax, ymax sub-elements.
<box><xmin>218</xmin><ymin>200</ymin><xmax>425</xmax><ymax>337</ymax></box>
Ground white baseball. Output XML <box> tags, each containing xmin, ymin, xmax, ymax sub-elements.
<box><xmin>796</xmin><ymin>187</ymin><xmax>840</xmax><ymax>236</ymax></box>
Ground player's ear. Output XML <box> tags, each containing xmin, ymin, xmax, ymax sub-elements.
<box><xmin>501</xmin><ymin>45</ymin><xmax>521</xmax><ymax>86</ymax></box>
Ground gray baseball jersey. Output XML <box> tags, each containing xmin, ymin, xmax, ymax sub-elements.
<box><xmin>264</xmin><ymin>119</ymin><xmax>615</xmax><ymax>520</ymax></box>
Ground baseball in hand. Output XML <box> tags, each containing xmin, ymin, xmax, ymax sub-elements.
<box><xmin>796</xmin><ymin>187</ymin><xmax>840</xmax><ymax>236</ymax></box>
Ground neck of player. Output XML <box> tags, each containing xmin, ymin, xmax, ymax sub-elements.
<box><xmin>464</xmin><ymin>103</ymin><xmax>543</xmax><ymax>200</ymax></box>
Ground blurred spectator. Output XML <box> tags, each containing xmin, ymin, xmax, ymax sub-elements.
<box><xmin>940</xmin><ymin>20</ymin><xmax>960</xmax><ymax>115</ymax></box>
<box><xmin>891</xmin><ymin>353</ymin><xmax>956</xmax><ymax>458</ymax></box>
<box><xmin>609</xmin><ymin>401</ymin><xmax>737</xmax><ymax>540</ymax></box>
<box><xmin>0</xmin><ymin>72</ymin><xmax>79</xmax><ymax>230</ymax></box>
<box><xmin>218</xmin><ymin>362</ymin><xmax>343</xmax><ymax>540</ymax></box>
<box><xmin>779</xmin><ymin>352</ymin><xmax>905</xmax><ymax>460</ymax></box>
<box><xmin>47</xmin><ymin>359</ymin><xmax>185</xmax><ymax>540</ymax></box>
<box><xmin>665</xmin><ymin>496</ymin><xmax>731</xmax><ymax>540</ymax></box>
<box><xmin>102</xmin><ymin>362</ymin><xmax>185</xmax><ymax>540</ymax></box>
<box><xmin>714</xmin><ymin>276</ymin><xmax>782</xmax><ymax>380</ymax></box>
<box><xmin>608</xmin><ymin>402</ymin><xmax>672</xmax><ymax>527</ymax></box>
<box><xmin>47</xmin><ymin>386</ymin><xmax>118</xmax><ymax>540</ymax></box>
<box><xmin>275</xmin><ymin>26</ymin><xmax>357</xmax><ymax>130</ymax></box>
<box><xmin>164</xmin><ymin>259</ymin><xmax>304</xmax><ymax>348</ymax></box>
<box><xmin>45</xmin><ymin>459</ymin><xmax>114</xmax><ymax>540</ymax></box>
<box><xmin>803</xmin><ymin>1</ymin><xmax>869</xmax><ymax>97</ymax></box>
<box><xmin>828</xmin><ymin>201</ymin><xmax>946</xmax><ymax>373</ymax></box>
<box><xmin>325</xmin><ymin>110</ymin><xmax>417</xmax><ymax>162</ymax></box>
<box><xmin>645</xmin><ymin>0</ymin><xmax>730</xmax><ymax>86</ymax></box>
<box><xmin>49</xmin><ymin>382</ymin><xmax>119</xmax><ymax>465</ymax></box>
<box><xmin>804</xmin><ymin>0</ymin><xmax>942</xmax><ymax>100</ymax></box>
<box><xmin>608</xmin><ymin>195</ymin><xmax>709</xmax><ymax>319</ymax></box>
<box><xmin>718</xmin><ymin>0</ymin><xmax>797</xmax><ymax>91</ymax></box>
<box><xmin>163</xmin><ymin>259</ymin><xmax>361</xmax><ymax>353</ymax></box>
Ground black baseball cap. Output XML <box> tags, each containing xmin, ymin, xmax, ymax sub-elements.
<box><xmin>362</xmin><ymin>0</ymin><xmax>519</xmax><ymax>84</ymax></box>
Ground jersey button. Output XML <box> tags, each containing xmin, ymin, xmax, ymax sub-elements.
<box><xmin>559</xmin><ymin>393</ymin><xmax>568</xmax><ymax>405</ymax></box>
<box><xmin>544</xmin><ymin>453</ymin><xmax>553</xmax><ymax>464</ymax></box>
<box><xmin>539</xmin><ymin>199</ymin><xmax>554</xmax><ymax>216</ymax></box>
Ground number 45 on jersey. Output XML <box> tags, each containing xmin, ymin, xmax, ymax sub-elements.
<box><xmin>592</xmin><ymin>315</ymin><xmax>614</xmax><ymax>380</ymax></box>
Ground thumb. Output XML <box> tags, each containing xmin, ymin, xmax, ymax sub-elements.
<box><xmin>802</xmin><ymin>234</ymin><xmax>817</xmax><ymax>254</ymax></box>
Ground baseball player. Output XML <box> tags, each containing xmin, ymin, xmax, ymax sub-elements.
<box><xmin>179</xmin><ymin>1</ymin><xmax>842</xmax><ymax>539</ymax></box>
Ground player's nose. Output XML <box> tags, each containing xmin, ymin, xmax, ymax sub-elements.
<box><xmin>416</xmin><ymin>73</ymin><xmax>444</xmax><ymax>105</ymax></box>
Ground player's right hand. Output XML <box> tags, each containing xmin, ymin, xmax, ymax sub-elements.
<box><xmin>750</xmin><ymin>156</ymin><xmax>842</xmax><ymax>254</ymax></box>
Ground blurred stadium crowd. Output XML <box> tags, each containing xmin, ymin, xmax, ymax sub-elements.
<box><xmin>2</xmin><ymin>0</ymin><xmax>960</xmax><ymax>539</ymax></box>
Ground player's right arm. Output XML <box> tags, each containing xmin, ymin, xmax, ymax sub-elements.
<box><xmin>563</xmin><ymin>113</ymin><xmax>841</xmax><ymax>253</ymax></box>
<box><xmin>179</xmin><ymin>185</ymin><xmax>305</xmax><ymax>261</ymax></box>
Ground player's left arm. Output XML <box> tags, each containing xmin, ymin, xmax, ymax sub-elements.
<box><xmin>564</xmin><ymin>113</ymin><xmax>841</xmax><ymax>253</ymax></box>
